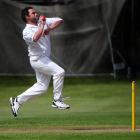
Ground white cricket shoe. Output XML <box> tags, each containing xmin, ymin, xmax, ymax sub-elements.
<box><xmin>9</xmin><ymin>97</ymin><xmax>20</xmax><ymax>117</ymax></box>
<box><xmin>52</xmin><ymin>100</ymin><xmax>70</xmax><ymax>109</ymax></box>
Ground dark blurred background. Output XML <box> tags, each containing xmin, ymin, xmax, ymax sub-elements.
<box><xmin>0</xmin><ymin>0</ymin><xmax>139</xmax><ymax>78</ymax></box>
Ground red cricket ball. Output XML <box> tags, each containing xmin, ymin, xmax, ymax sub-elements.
<box><xmin>40</xmin><ymin>15</ymin><xmax>46</xmax><ymax>21</ymax></box>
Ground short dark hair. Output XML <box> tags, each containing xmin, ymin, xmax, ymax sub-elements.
<box><xmin>21</xmin><ymin>7</ymin><xmax>33</xmax><ymax>22</ymax></box>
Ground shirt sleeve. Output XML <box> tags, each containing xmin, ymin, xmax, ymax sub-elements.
<box><xmin>46</xmin><ymin>17</ymin><xmax>63</xmax><ymax>26</ymax></box>
<box><xmin>23</xmin><ymin>27</ymin><xmax>36</xmax><ymax>45</ymax></box>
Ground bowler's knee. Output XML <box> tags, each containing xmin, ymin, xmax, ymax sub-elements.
<box><xmin>58</xmin><ymin>68</ymin><xmax>65</xmax><ymax>76</ymax></box>
<box><xmin>60</xmin><ymin>68</ymin><xmax>65</xmax><ymax>75</ymax></box>
<box><xmin>54</xmin><ymin>68</ymin><xmax>65</xmax><ymax>78</ymax></box>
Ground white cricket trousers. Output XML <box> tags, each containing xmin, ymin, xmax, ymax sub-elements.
<box><xmin>17</xmin><ymin>56</ymin><xmax>65</xmax><ymax>104</ymax></box>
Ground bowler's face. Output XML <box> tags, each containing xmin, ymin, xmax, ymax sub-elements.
<box><xmin>26</xmin><ymin>9</ymin><xmax>39</xmax><ymax>23</ymax></box>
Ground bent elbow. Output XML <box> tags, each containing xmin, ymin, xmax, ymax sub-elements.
<box><xmin>60</xmin><ymin>19</ymin><xmax>64</xmax><ymax>24</ymax></box>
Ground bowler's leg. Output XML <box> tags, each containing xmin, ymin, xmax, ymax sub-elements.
<box><xmin>17</xmin><ymin>71</ymin><xmax>51</xmax><ymax>104</ymax></box>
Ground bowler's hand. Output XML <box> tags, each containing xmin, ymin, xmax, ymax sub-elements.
<box><xmin>39</xmin><ymin>15</ymin><xmax>46</xmax><ymax>26</ymax></box>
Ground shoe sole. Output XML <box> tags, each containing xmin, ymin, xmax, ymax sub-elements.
<box><xmin>52</xmin><ymin>104</ymin><xmax>70</xmax><ymax>110</ymax></box>
<box><xmin>9</xmin><ymin>97</ymin><xmax>17</xmax><ymax>117</ymax></box>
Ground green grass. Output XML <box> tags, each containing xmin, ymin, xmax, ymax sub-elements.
<box><xmin>0</xmin><ymin>76</ymin><xmax>140</xmax><ymax>139</ymax></box>
<box><xmin>0</xmin><ymin>133</ymin><xmax>140</xmax><ymax>140</ymax></box>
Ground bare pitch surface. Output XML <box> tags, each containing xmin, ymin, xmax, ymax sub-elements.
<box><xmin>0</xmin><ymin>126</ymin><xmax>140</xmax><ymax>134</ymax></box>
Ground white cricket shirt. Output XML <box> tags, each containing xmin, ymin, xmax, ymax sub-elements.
<box><xmin>23</xmin><ymin>17</ymin><xmax>63</xmax><ymax>61</ymax></box>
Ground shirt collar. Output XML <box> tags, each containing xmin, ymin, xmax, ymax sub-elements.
<box><xmin>26</xmin><ymin>24</ymin><xmax>38</xmax><ymax>28</ymax></box>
